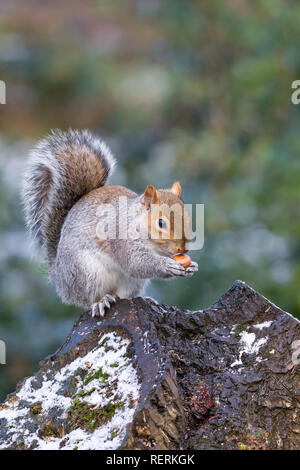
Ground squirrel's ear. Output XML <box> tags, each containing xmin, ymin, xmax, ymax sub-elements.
<box><xmin>171</xmin><ymin>181</ymin><xmax>182</xmax><ymax>198</ymax></box>
<box><xmin>143</xmin><ymin>184</ymin><xmax>159</xmax><ymax>209</ymax></box>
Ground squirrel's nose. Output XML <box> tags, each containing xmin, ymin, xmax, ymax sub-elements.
<box><xmin>175</xmin><ymin>246</ymin><xmax>188</xmax><ymax>254</ymax></box>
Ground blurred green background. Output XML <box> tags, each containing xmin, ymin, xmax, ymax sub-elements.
<box><xmin>0</xmin><ymin>0</ymin><xmax>300</xmax><ymax>401</ymax></box>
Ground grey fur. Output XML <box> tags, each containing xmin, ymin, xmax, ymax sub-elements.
<box><xmin>50</xmin><ymin>186</ymin><xmax>197</xmax><ymax>308</ymax></box>
<box><xmin>22</xmin><ymin>129</ymin><xmax>198</xmax><ymax>312</ymax></box>
<box><xmin>22</xmin><ymin>129</ymin><xmax>115</xmax><ymax>262</ymax></box>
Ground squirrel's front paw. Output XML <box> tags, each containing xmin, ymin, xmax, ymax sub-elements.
<box><xmin>165</xmin><ymin>258</ymin><xmax>198</xmax><ymax>278</ymax></box>
<box><xmin>91</xmin><ymin>294</ymin><xmax>118</xmax><ymax>318</ymax></box>
<box><xmin>164</xmin><ymin>258</ymin><xmax>187</xmax><ymax>277</ymax></box>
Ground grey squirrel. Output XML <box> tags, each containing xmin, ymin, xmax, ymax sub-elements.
<box><xmin>22</xmin><ymin>129</ymin><xmax>198</xmax><ymax>317</ymax></box>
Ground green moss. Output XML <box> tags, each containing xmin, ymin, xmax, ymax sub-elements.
<box><xmin>99</xmin><ymin>337</ymin><xmax>110</xmax><ymax>352</ymax></box>
<box><xmin>238</xmin><ymin>442</ymin><xmax>247</xmax><ymax>450</ymax></box>
<box><xmin>108</xmin><ymin>428</ymin><xmax>120</xmax><ymax>441</ymax></box>
<box><xmin>110</xmin><ymin>362</ymin><xmax>119</xmax><ymax>368</ymax></box>
<box><xmin>68</xmin><ymin>399</ymin><xmax>125</xmax><ymax>432</ymax></box>
<box><xmin>102</xmin><ymin>401</ymin><xmax>125</xmax><ymax>418</ymax></box>
<box><xmin>234</xmin><ymin>429</ymin><xmax>269</xmax><ymax>450</ymax></box>
<box><xmin>83</xmin><ymin>367</ymin><xmax>109</xmax><ymax>387</ymax></box>
<box><xmin>233</xmin><ymin>325</ymin><xmax>248</xmax><ymax>335</ymax></box>
<box><xmin>97</xmin><ymin>367</ymin><xmax>109</xmax><ymax>382</ymax></box>
<box><xmin>30</xmin><ymin>402</ymin><xmax>42</xmax><ymax>415</ymax></box>
<box><xmin>145</xmin><ymin>385</ymin><xmax>157</xmax><ymax>403</ymax></box>
<box><xmin>41</xmin><ymin>423</ymin><xmax>62</xmax><ymax>438</ymax></box>
<box><xmin>83</xmin><ymin>370</ymin><xmax>95</xmax><ymax>386</ymax></box>
<box><xmin>75</xmin><ymin>387</ymin><xmax>96</xmax><ymax>399</ymax></box>
<box><xmin>69</xmin><ymin>399</ymin><xmax>98</xmax><ymax>431</ymax></box>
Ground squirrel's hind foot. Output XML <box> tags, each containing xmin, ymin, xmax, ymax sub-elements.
<box><xmin>91</xmin><ymin>294</ymin><xmax>118</xmax><ymax>318</ymax></box>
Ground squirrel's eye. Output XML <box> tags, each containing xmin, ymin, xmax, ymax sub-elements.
<box><xmin>158</xmin><ymin>218</ymin><xmax>166</xmax><ymax>229</ymax></box>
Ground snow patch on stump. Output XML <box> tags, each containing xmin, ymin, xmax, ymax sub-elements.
<box><xmin>0</xmin><ymin>332</ymin><xmax>140</xmax><ymax>450</ymax></box>
<box><xmin>231</xmin><ymin>331</ymin><xmax>268</xmax><ymax>368</ymax></box>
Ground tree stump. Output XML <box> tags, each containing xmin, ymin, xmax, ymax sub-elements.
<box><xmin>0</xmin><ymin>281</ymin><xmax>299</xmax><ymax>450</ymax></box>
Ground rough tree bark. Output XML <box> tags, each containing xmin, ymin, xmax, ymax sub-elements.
<box><xmin>0</xmin><ymin>281</ymin><xmax>299</xmax><ymax>450</ymax></box>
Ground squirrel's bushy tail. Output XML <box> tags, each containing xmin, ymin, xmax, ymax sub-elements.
<box><xmin>22</xmin><ymin>129</ymin><xmax>116</xmax><ymax>263</ymax></box>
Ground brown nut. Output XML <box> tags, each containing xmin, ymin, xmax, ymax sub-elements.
<box><xmin>173</xmin><ymin>254</ymin><xmax>191</xmax><ymax>269</ymax></box>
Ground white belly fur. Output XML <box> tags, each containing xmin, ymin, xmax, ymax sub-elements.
<box><xmin>80</xmin><ymin>249</ymin><xmax>145</xmax><ymax>300</ymax></box>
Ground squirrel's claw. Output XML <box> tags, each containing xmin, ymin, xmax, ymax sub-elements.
<box><xmin>184</xmin><ymin>261</ymin><xmax>198</xmax><ymax>277</ymax></box>
<box><xmin>91</xmin><ymin>294</ymin><xmax>118</xmax><ymax>318</ymax></box>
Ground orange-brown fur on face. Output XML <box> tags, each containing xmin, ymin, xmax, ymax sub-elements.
<box><xmin>142</xmin><ymin>183</ymin><xmax>190</xmax><ymax>256</ymax></box>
